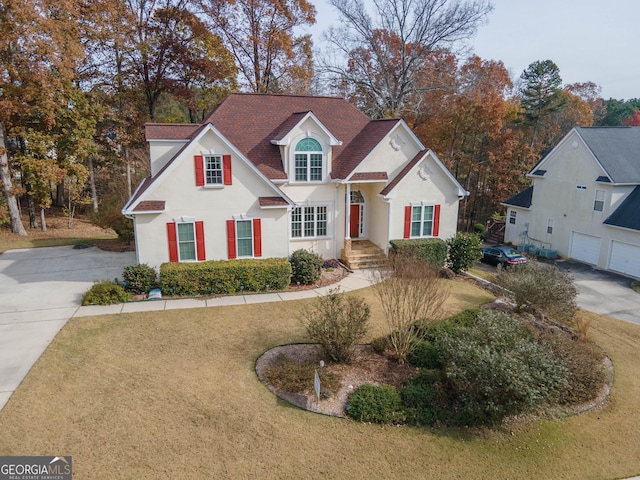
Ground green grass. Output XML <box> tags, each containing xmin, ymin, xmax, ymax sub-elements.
<box><xmin>0</xmin><ymin>282</ymin><xmax>639</xmax><ymax>479</ymax></box>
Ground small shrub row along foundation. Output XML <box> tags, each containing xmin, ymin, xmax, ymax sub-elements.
<box><xmin>159</xmin><ymin>258</ymin><xmax>292</xmax><ymax>296</ymax></box>
<box><xmin>82</xmin><ymin>248</ymin><xmax>327</xmax><ymax>304</ymax></box>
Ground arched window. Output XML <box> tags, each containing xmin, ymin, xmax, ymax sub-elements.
<box><xmin>294</xmin><ymin>138</ymin><xmax>323</xmax><ymax>181</ymax></box>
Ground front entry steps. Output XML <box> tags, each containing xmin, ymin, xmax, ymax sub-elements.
<box><xmin>341</xmin><ymin>240</ymin><xmax>387</xmax><ymax>270</ymax></box>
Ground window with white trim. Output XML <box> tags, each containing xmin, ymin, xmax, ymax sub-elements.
<box><xmin>593</xmin><ymin>189</ymin><xmax>605</xmax><ymax>211</ymax></box>
<box><xmin>294</xmin><ymin>138</ymin><xmax>323</xmax><ymax>182</ymax></box>
<box><xmin>205</xmin><ymin>155</ymin><xmax>223</xmax><ymax>185</ymax></box>
<box><xmin>291</xmin><ymin>205</ymin><xmax>327</xmax><ymax>238</ymax></box>
<box><xmin>177</xmin><ymin>222</ymin><xmax>196</xmax><ymax>261</ymax></box>
<box><xmin>236</xmin><ymin>219</ymin><xmax>253</xmax><ymax>257</ymax></box>
<box><xmin>411</xmin><ymin>205</ymin><xmax>434</xmax><ymax>237</ymax></box>
<box><xmin>547</xmin><ymin>218</ymin><xmax>554</xmax><ymax>235</ymax></box>
<box><xmin>509</xmin><ymin>210</ymin><xmax>517</xmax><ymax>225</ymax></box>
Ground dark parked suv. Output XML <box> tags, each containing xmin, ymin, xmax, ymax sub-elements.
<box><xmin>480</xmin><ymin>245</ymin><xmax>528</xmax><ymax>269</ymax></box>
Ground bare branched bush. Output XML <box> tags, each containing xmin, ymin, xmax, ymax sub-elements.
<box><xmin>301</xmin><ymin>288</ymin><xmax>370</xmax><ymax>363</ymax></box>
<box><xmin>575</xmin><ymin>314</ymin><xmax>592</xmax><ymax>341</ymax></box>
<box><xmin>371</xmin><ymin>255</ymin><xmax>450</xmax><ymax>364</ymax></box>
<box><xmin>495</xmin><ymin>260</ymin><xmax>577</xmax><ymax>323</ymax></box>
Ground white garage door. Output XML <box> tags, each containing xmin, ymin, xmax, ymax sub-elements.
<box><xmin>609</xmin><ymin>241</ymin><xmax>640</xmax><ymax>278</ymax></box>
<box><xmin>569</xmin><ymin>232</ymin><xmax>601</xmax><ymax>265</ymax></box>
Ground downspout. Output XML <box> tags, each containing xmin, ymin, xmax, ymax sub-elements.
<box><xmin>122</xmin><ymin>211</ymin><xmax>141</xmax><ymax>264</ymax></box>
<box><xmin>333</xmin><ymin>183</ymin><xmax>339</xmax><ymax>260</ymax></box>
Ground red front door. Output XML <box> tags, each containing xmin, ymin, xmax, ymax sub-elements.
<box><xmin>350</xmin><ymin>204</ymin><xmax>360</xmax><ymax>238</ymax></box>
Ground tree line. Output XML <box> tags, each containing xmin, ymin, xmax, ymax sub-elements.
<box><xmin>1</xmin><ymin>0</ymin><xmax>638</xmax><ymax>236</ymax></box>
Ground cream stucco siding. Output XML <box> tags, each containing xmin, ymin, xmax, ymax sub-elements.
<box><xmin>387</xmin><ymin>153</ymin><xmax>461</xmax><ymax>242</ymax></box>
<box><xmin>149</xmin><ymin>140</ymin><xmax>187</xmax><ymax>176</ymax></box>
<box><xmin>133</xmin><ymin>132</ymin><xmax>290</xmax><ymax>269</ymax></box>
<box><xmin>503</xmin><ymin>128</ymin><xmax>640</xmax><ymax>278</ymax></box>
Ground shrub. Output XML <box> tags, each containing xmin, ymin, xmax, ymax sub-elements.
<box><xmin>290</xmin><ymin>249</ymin><xmax>323</xmax><ymax>285</ymax></box>
<box><xmin>407</xmin><ymin>340</ymin><xmax>440</xmax><ymax>369</ymax></box>
<box><xmin>261</xmin><ymin>354</ymin><xmax>340</xmax><ymax>397</ymax></box>
<box><xmin>160</xmin><ymin>258</ymin><xmax>291</xmax><ymax>296</ymax></box>
<box><xmin>446</xmin><ymin>232</ymin><xmax>482</xmax><ymax>273</ymax></box>
<box><xmin>473</xmin><ymin>223</ymin><xmax>488</xmax><ymax>241</ymax></box>
<box><xmin>401</xmin><ymin>372</ymin><xmax>446</xmax><ymax>426</ymax></box>
<box><xmin>495</xmin><ymin>260</ymin><xmax>577</xmax><ymax>323</ymax></box>
<box><xmin>301</xmin><ymin>288</ymin><xmax>370</xmax><ymax>362</ymax></box>
<box><xmin>91</xmin><ymin>198</ymin><xmax>134</xmax><ymax>243</ymax></box>
<box><xmin>436</xmin><ymin>310</ymin><xmax>569</xmax><ymax>426</ymax></box>
<box><xmin>418</xmin><ymin>308</ymin><xmax>480</xmax><ymax>342</ymax></box>
<box><xmin>122</xmin><ymin>264</ymin><xmax>157</xmax><ymax>294</ymax></box>
<box><xmin>389</xmin><ymin>238</ymin><xmax>448</xmax><ymax>268</ymax></box>
<box><xmin>82</xmin><ymin>280</ymin><xmax>132</xmax><ymax>305</ymax></box>
<box><xmin>541</xmin><ymin>333</ymin><xmax>607</xmax><ymax>405</ymax></box>
<box><xmin>370</xmin><ymin>335</ymin><xmax>389</xmax><ymax>355</ymax></box>
<box><xmin>346</xmin><ymin>384</ymin><xmax>405</xmax><ymax>424</ymax></box>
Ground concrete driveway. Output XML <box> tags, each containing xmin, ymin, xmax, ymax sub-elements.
<box><xmin>0</xmin><ymin>245</ymin><xmax>136</xmax><ymax>410</ymax></box>
<box><xmin>551</xmin><ymin>258</ymin><xmax>640</xmax><ymax>325</ymax></box>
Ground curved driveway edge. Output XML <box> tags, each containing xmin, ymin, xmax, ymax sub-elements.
<box><xmin>0</xmin><ymin>245</ymin><xmax>136</xmax><ymax>411</ymax></box>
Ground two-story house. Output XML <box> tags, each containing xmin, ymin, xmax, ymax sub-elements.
<box><xmin>503</xmin><ymin>126</ymin><xmax>640</xmax><ymax>279</ymax></box>
<box><xmin>123</xmin><ymin>93</ymin><xmax>468</xmax><ymax>270</ymax></box>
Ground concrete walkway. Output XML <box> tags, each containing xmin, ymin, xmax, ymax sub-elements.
<box><xmin>73</xmin><ymin>269</ymin><xmax>375</xmax><ymax>317</ymax></box>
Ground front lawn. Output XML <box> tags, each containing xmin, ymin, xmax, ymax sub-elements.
<box><xmin>1</xmin><ymin>281</ymin><xmax>639</xmax><ymax>479</ymax></box>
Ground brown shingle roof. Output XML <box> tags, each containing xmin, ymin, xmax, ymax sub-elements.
<box><xmin>130</xmin><ymin>94</ymin><xmax>407</xmax><ymax>213</ymax></box>
<box><xmin>145</xmin><ymin>123</ymin><xmax>201</xmax><ymax>140</ymax></box>
<box><xmin>259</xmin><ymin>196</ymin><xmax>290</xmax><ymax>207</ymax></box>
<box><xmin>203</xmin><ymin>93</ymin><xmax>373</xmax><ymax>180</ymax></box>
<box><xmin>332</xmin><ymin>120</ymin><xmax>399</xmax><ymax>179</ymax></box>
<box><xmin>133</xmin><ymin>200</ymin><xmax>165</xmax><ymax>212</ymax></box>
<box><xmin>350</xmin><ymin>172</ymin><xmax>388</xmax><ymax>181</ymax></box>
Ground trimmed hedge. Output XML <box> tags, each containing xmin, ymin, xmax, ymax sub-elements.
<box><xmin>159</xmin><ymin>258</ymin><xmax>292</xmax><ymax>296</ymax></box>
<box><xmin>389</xmin><ymin>238</ymin><xmax>448</xmax><ymax>268</ymax></box>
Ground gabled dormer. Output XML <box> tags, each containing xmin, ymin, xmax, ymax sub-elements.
<box><xmin>270</xmin><ymin>112</ymin><xmax>342</xmax><ymax>183</ymax></box>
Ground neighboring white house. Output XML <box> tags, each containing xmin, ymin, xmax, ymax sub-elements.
<box><xmin>123</xmin><ymin>93</ymin><xmax>468</xmax><ymax>270</ymax></box>
<box><xmin>503</xmin><ymin>126</ymin><xmax>640</xmax><ymax>279</ymax></box>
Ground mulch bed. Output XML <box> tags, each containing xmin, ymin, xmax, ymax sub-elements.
<box><xmin>256</xmin><ymin>344</ymin><xmax>418</xmax><ymax>417</ymax></box>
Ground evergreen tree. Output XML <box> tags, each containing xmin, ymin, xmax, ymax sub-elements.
<box><xmin>518</xmin><ymin>60</ymin><xmax>565</xmax><ymax>149</ymax></box>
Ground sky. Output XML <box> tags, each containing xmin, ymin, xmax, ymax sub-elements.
<box><xmin>308</xmin><ymin>0</ymin><xmax>639</xmax><ymax>100</ymax></box>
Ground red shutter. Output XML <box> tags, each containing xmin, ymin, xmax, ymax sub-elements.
<box><xmin>432</xmin><ymin>204</ymin><xmax>441</xmax><ymax>237</ymax></box>
<box><xmin>195</xmin><ymin>221</ymin><xmax>206</xmax><ymax>261</ymax></box>
<box><xmin>253</xmin><ymin>218</ymin><xmax>262</xmax><ymax>257</ymax></box>
<box><xmin>223</xmin><ymin>154</ymin><xmax>232</xmax><ymax>185</ymax></box>
<box><xmin>167</xmin><ymin>222</ymin><xmax>178</xmax><ymax>262</ymax></box>
<box><xmin>226</xmin><ymin>220</ymin><xmax>237</xmax><ymax>259</ymax></box>
<box><xmin>403</xmin><ymin>206</ymin><xmax>412</xmax><ymax>239</ymax></box>
<box><xmin>195</xmin><ymin>155</ymin><xmax>204</xmax><ymax>186</ymax></box>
